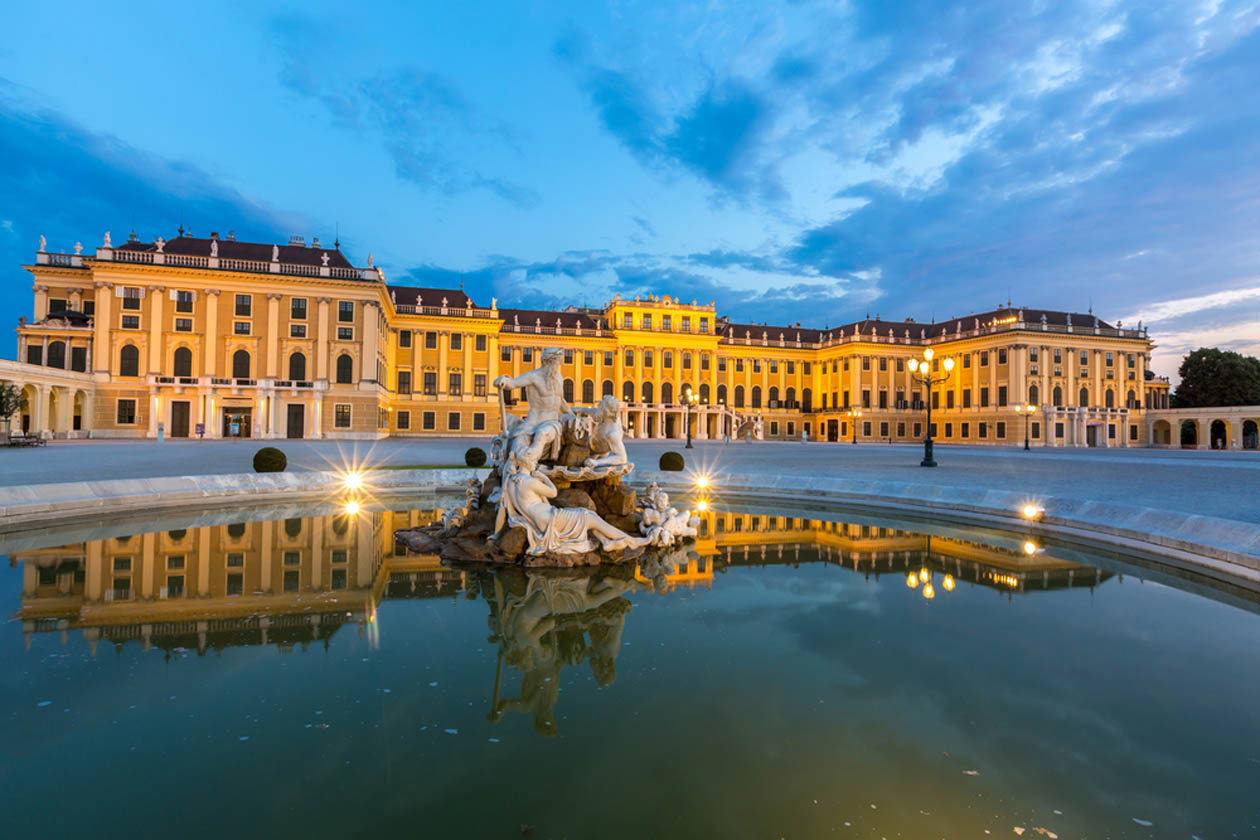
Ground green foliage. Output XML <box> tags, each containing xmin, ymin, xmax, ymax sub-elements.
<box><xmin>252</xmin><ymin>446</ymin><xmax>287</xmax><ymax>473</ymax></box>
<box><xmin>659</xmin><ymin>451</ymin><xmax>685</xmax><ymax>471</ymax></box>
<box><xmin>0</xmin><ymin>383</ymin><xmax>21</xmax><ymax>421</ymax></box>
<box><xmin>464</xmin><ymin>447</ymin><xmax>487</xmax><ymax>467</ymax></box>
<box><xmin>1173</xmin><ymin>348</ymin><xmax>1260</xmax><ymax>407</ymax></box>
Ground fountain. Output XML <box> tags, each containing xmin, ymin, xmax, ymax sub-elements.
<box><xmin>394</xmin><ymin>347</ymin><xmax>699</xmax><ymax>567</ymax></box>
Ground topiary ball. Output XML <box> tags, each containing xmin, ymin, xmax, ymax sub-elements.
<box><xmin>253</xmin><ymin>446</ymin><xmax>287</xmax><ymax>473</ymax></box>
<box><xmin>465</xmin><ymin>447</ymin><xmax>487</xmax><ymax>467</ymax></box>
<box><xmin>659</xmin><ymin>451</ymin><xmax>685</xmax><ymax>471</ymax></box>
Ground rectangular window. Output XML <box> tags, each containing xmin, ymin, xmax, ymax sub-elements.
<box><xmin>996</xmin><ymin>421</ymin><xmax>1006</xmax><ymax>438</ymax></box>
<box><xmin>290</xmin><ymin>324</ymin><xmax>306</xmax><ymax>338</ymax></box>
<box><xmin>769</xmin><ymin>360</ymin><xmax>778</xmax><ymax>373</ymax></box>
<box><xmin>862</xmin><ymin>421</ymin><xmax>872</xmax><ymax>436</ymax></box>
<box><xmin>803</xmin><ymin>362</ymin><xmax>811</xmax><ymax>375</ymax></box>
<box><xmin>843</xmin><ymin>358</ymin><xmax>850</xmax><ymax>371</ymax></box>
<box><xmin>122</xmin><ymin>315</ymin><xmax>140</xmax><ymax>329</ymax></box>
<box><xmin>399</xmin><ymin>330</ymin><xmax>411</xmax><ymax>347</ymax></box>
<box><xmin>116</xmin><ymin>399</ymin><xmax>136</xmax><ymax>424</ymax></box>
<box><xmin>862</xmin><ymin>356</ymin><xmax>871</xmax><ymax>370</ymax></box>
<box><xmin>644</xmin><ymin>351</ymin><xmax>653</xmax><ymax>368</ymax></box>
<box><xmin>1032</xmin><ymin>422</ymin><xmax>1041</xmax><ymax>439</ymax></box>
<box><xmin>283</xmin><ymin>570</ymin><xmax>299</xmax><ymax>592</ymax></box>
<box><xmin>961</xmin><ymin>422</ymin><xmax>970</xmax><ymax>439</ymax></box>
<box><xmin>895</xmin><ymin>358</ymin><xmax>904</xmax><ymax>372</ymax></box>
<box><xmin>291</xmin><ymin>298</ymin><xmax>307</xmax><ymax>320</ymax></box>
<box><xmin>1129</xmin><ymin>424</ymin><xmax>1138</xmax><ymax>441</ymax></box>
<box><xmin>1080</xmin><ymin>350</ymin><xmax>1088</xmax><ymax>366</ymax></box>
<box><xmin>334</xmin><ymin>404</ymin><xmax>351</xmax><ymax>428</ymax></box>
<box><xmin>473</xmin><ymin>412</ymin><xmax>486</xmax><ymax>431</ymax></box>
<box><xmin>1106</xmin><ymin>351</ymin><xmax>1114</xmax><ymax>366</ymax></box>
<box><xmin>683</xmin><ymin>353</ymin><xmax>692</xmax><ymax>370</ymax></box>
<box><xmin>449</xmin><ymin>373</ymin><xmax>462</xmax><ymax>396</ymax></box>
<box><xmin>423</xmin><ymin>372</ymin><xmax>437</xmax><ymax>395</ymax></box>
<box><xmin>662</xmin><ymin>315</ymin><xmax>672</xmax><ymax>330</ymax></box>
<box><xmin>879</xmin><ymin>391</ymin><xmax>888</xmax><ymax>409</ymax></box>
<box><xmin>979</xmin><ymin>422</ymin><xmax>988</xmax><ymax>438</ymax></box>
<box><xmin>682</xmin><ymin>317</ymin><xmax>691</xmax><ymax>332</ymax></box>
<box><xmin>980</xmin><ymin>387</ymin><xmax>990</xmax><ymax>407</ymax></box>
<box><xmin>71</xmin><ymin>346</ymin><xmax>87</xmax><ymax>371</ymax></box>
<box><xmin>897</xmin><ymin>422</ymin><xmax>905</xmax><ymax>437</ymax></box>
<box><xmin>718</xmin><ymin>357</ymin><xmax>727</xmax><ymax>372</ymax></box>
<box><xmin>753</xmin><ymin>360</ymin><xmax>761</xmax><ymax>373</ymax></box>
<box><xmin>770</xmin><ymin>421</ymin><xmax>779</xmax><ymax>436</ymax></box>
<box><xmin>448</xmin><ymin>412</ymin><xmax>461</xmax><ymax>430</ymax></box>
<box><xmin>946</xmin><ymin>391</ymin><xmax>955</xmax><ymax>409</ymax></box>
<box><xmin>235</xmin><ymin>294</ymin><xmax>251</xmax><ymax>317</ymax></box>
<box><xmin>166</xmin><ymin>575</ymin><xmax>185</xmax><ymax>598</ymax></box>
<box><xmin>735</xmin><ymin>358</ymin><xmax>744</xmax><ymax>372</ymax></box>
<box><xmin>879</xmin><ymin>357</ymin><xmax>887</xmax><ymax>371</ymax></box>
<box><xmin>398</xmin><ymin>371</ymin><xmax>412</xmax><ymax>394</ymax></box>
<box><xmin>473</xmin><ymin>374</ymin><xmax>486</xmax><ymax>396</ymax></box>
<box><xmin>226</xmin><ymin>553</ymin><xmax>243</xmax><ymax>568</ymax></box>
<box><xmin>664</xmin><ymin>351</ymin><xmax>673</xmax><ymax>369</ymax></box>
<box><xmin>701</xmin><ymin>354</ymin><xmax>710</xmax><ymax>370</ymax></box>
<box><xmin>1030</xmin><ymin>347</ymin><xmax>1039</xmax><ymax>362</ymax></box>
<box><xmin>1054</xmin><ymin>348</ymin><xmax>1063</xmax><ymax>363</ymax></box>
<box><xmin>337</xmin><ymin>327</ymin><xmax>353</xmax><ymax>340</ymax></box>
<box><xmin>998</xmin><ymin>385</ymin><xmax>1008</xmax><ymax>407</ymax></box>
<box><xmin>998</xmin><ymin>349</ymin><xmax>1007</xmax><ymax>365</ymax></box>
<box><xmin>603</xmin><ymin>351</ymin><xmax>613</xmax><ymax>366</ymax></box>
<box><xmin>879</xmin><ymin>421</ymin><xmax>889</xmax><ymax>437</ymax></box>
<box><xmin>49</xmin><ymin>297</ymin><xmax>67</xmax><ymax>313</ymax></box>
<box><xmin>397</xmin><ymin>410</ymin><xmax>410</xmax><ymax>430</ymax></box>
<box><xmin>622</xmin><ymin>313</ymin><xmax>633</xmax><ymax>329</ymax></box>
<box><xmin>862</xmin><ymin>390</ymin><xmax>871</xmax><ymax>408</ymax></box>
<box><xmin>501</xmin><ymin>345</ymin><xmax>512</xmax><ymax>362</ymax></box>
<box><xmin>421</xmin><ymin>332</ymin><xmax>435</xmax><ymax>350</ymax></box>
<box><xmin>331</xmin><ymin>569</ymin><xmax>347</xmax><ymax>590</ymax></box>
<box><xmin>451</xmin><ymin>333</ymin><xmax>463</xmax><ymax>351</ymax></box>
<box><xmin>121</xmin><ymin>288</ymin><xmax>142</xmax><ymax>310</ymax></box>
<box><xmin>642</xmin><ymin>314</ymin><xmax>652</xmax><ymax>329</ymax></box>
<box><xmin>338</xmin><ymin>301</ymin><xmax>354</xmax><ymax>322</ymax></box>
<box><xmin>175</xmin><ymin>318</ymin><xmax>193</xmax><ymax>332</ymax></box>
<box><xmin>564</xmin><ymin>348</ymin><xmax>573</xmax><ymax>364</ymax></box>
<box><xmin>175</xmin><ymin>290</ymin><xmax>194</xmax><ymax>313</ymax></box>
<box><xmin>963</xmin><ymin>354</ymin><xmax>971</xmax><ymax>369</ymax></box>
<box><xmin>1055</xmin><ymin>421</ymin><xmax>1065</xmax><ymax>438</ymax></box>
<box><xmin>1108</xmin><ymin>424</ymin><xmax>1116</xmax><ymax>439</ymax></box>
<box><xmin>522</xmin><ymin>348</ymin><xmax>533</xmax><ymax>363</ymax></box>
<box><xmin>226</xmin><ymin>573</ymin><xmax>243</xmax><ymax>595</ymax></box>
<box><xmin>945</xmin><ymin>422</ymin><xmax>952</xmax><ymax>437</ymax></box>
<box><xmin>583</xmin><ymin>350</ymin><xmax>593</xmax><ymax>365</ymax></box>
<box><xmin>26</xmin><ymin>345</ymin><xmax>41</xmax><ymax>364</ymax></box>
<box><xmin>422</xmin><ymin>411</ymin><xmax>436</xmax><ymax>430</ymax></box>
<box><xmin>234</xmin><ymin>321</ymin><xmax>250</xmax><ymax>336</ymax></box>
<box><xmin>963</xmin><ymin>389</ymin><xmax>971</xmax><ymax>408</ymax></box>
<box><xmin>931</xmin><ymin>392</ymin><xmax>938</xmax><ymax>409</ymax></box>
<box><xmin>980</xmin><ymin>351</ymin><xmax>989</xmax><ymax>366</ymax></box>
<box><xmin>914</xmin><ymin>423</ymin><xmax>922</xmax><ymax>437</ymax></box>
<box><xmin>284</xmin><ymin>551</ymin><xmax>300</xmax><ymax>566</ymax></box>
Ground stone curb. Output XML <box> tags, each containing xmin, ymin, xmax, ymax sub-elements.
<box><xmin>0</xmin><ymin>468</ymin><xmax>489</xmax><ymax>532</ymax></box>
<box><xmin>635</xmin><ymin>469</ymin><xmax>1260</xmax><ymax>583</ymax></box>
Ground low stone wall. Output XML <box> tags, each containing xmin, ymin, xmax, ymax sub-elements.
<box><xmin>636</xmin><ymin>470</ymin><xmax>1260</xmax><ymax>585</ymax></box>
<box><xmin>0</xmin><ymin>468</ymin><xmax>488</xmax><ymax>532</ymax></box>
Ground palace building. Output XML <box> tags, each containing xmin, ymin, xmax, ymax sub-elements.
<box><xmin>9</xmin><ymin>229</ymin><xmax>1175</xmax><ymax>447</ymax></box>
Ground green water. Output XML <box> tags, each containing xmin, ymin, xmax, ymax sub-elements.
<box><xmin>2</xmin><ymin>504</ymin><xmax>1258</xmax><ymax>839</ymax></box>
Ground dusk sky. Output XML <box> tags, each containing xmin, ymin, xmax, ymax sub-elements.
<box><xmin>3</xmin><ymin>0</ymin><xmax>1259</xmax><ymax>379</ymax></box>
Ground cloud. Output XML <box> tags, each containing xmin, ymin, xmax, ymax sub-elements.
<box><xmin>268</xmin><ymin>16</ymin><xmax>539</xmax><ymax>209</ymax></box>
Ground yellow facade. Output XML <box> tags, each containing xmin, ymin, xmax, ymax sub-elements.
<box><xmin>10</xmin><ymin>231</ymin><xmax>1171</xmax><ymax>446</ymax></box>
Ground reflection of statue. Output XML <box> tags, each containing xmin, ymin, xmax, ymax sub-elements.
<box><xmin>497</xmin><ymin>448</ymin><xmax>647</xmax><ymax>555</ymax></box>
<box><xmin>483</xmin><ymin>567</ymin><xmax>638</xmax><ymax>735</ymax></box>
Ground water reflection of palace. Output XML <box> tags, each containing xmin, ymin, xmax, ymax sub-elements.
<box><xmin>9</xmin><ymin>508</ymin><xmax>1107</xmax><ymax>656</ymax></box>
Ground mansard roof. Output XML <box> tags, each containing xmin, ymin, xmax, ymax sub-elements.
<box><xmin>117</xmin><ymin>234</ymin><xmax>356</xmax><ymax>269</ymax></box>
<box><xmin>726</xmin><ymin>307</ymin><xmax>1111</xmax><ymax>345</ymax></box>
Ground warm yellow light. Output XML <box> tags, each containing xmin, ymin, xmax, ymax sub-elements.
<box><xmin>344</xmin><ymin>500</ymin><xmax>360</xmax><ymax>515</ymax></box>
<box><xmin>696</xmin><ymin>475</ymin><xmax>710</xmax><ymax>489</ymax></box>
<box><xmin>343</xmin><ymin>471</ymin><xmax>364</xmax><ymax>491</ymax></box>
<box><xmin>1023</xmin><ymin>540</ymin><xmax>1038</xmax><ymax>555</ymax></box>
<box><xmin>922</xmin><ymin>583</ymin><xmax>935</xmax><ymax>599</ymax></box>
<box><xmin>906</xmin><ymin>572</ymin><xmax>918</xmax><ymax>587</ymax></box>
<box><xmin>942</xmin><ymin>574</ymin><xmax>955</xmax><ymax>591</ymax></box>
<box><xmin>1021</xmin><ymin>504</ymin><xmax>1043</xmax><ymax>520</ymax></box>
<box><xmin>697</xmin><ymin>499</ymin><xmax>708</xmax><ymax>512</ymax></box>
<box><xmin>907</xmin><ymin>359</ymin><xmax>919</xmax><ymax>372</ymax></box>
<box><xmin>943</xmin><ymin>357</ymin><xmax>955</xmax><ymax>372</ymax></box>
<box><xmin>920</xmin><ymin>567</ymin><xmax>929</xmax><ymax>579</ymax></box>
<box><xmin>923</xmin><ymin>347</ymin><xmax>935</xmax><ymax>361</ymax></box>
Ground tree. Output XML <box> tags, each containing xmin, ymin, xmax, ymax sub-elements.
<box><xmin>0</xmin><ymin>383</ymin><xmax>23</xmax><ymax>442</ymax></box>
<box><xmin>1173</xmin><ymin>348</ymin><xmax>1260</xmax><ymax>407</ymax></box>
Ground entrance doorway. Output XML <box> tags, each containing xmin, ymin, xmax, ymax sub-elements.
<box><xmin>170</xmin><ymin>401</ymin><xmax>190</xmax><ymax>438</ymax></box>
<box><xmin>286</xmin><ymin>404</ymin><xmax>305</xmax><ymax>439</ymax></box>
<box><xmin>827</xmin><ymin>419</ymin><xmax>839</xmax><ymax>442</ymax></box>
<box><xmin>665</xmin><ymin>414</ymin><xmax>676</xmax><ymax>438</ymax></box>
<box><xmin>1086</xmin><ymin>425</ymin><xmax>1099</xmax><ymax>447</ymax></box>
<box><xmin>222</xmin><ymin>409</ymin><xmax>253</xmax><ymax>438</ymax></box>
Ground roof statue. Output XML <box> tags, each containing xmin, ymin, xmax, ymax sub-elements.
<box><xmin>320</xmin><ymin>251</ymin><xmax>329</xmax><ymax>266</ymax></box>
<box><xmin>74</xmin><ymin>242</ymin><xmax>82</xmax><ymax>255</ymax></box>
<box><xmin>102</xmin><ymin>231</ymin><xmax>111</xmax><ymax>248</ymax></box>
<box><xmin>211</xmin><ymin>239</ymin><xmax>218</xmax><ymax>257</ymax></box>
<box><xmin>367</xmin><ymin>253</ymin><xmax>374</xmax><ymax>267</ymax></box>
<box><xmin>154</xmin><ymin>237</ymin><xmax>165</xmax><ymax>253</ymax></box>
<box><xmin>271</xmin><ymin>244</ymin><xmax>280</xmax><ymax>261</ymax></box>
<box><xmin>39</xmin><ymin>234</ymin><xmax>47</xmax><ymax>252</ymax></box>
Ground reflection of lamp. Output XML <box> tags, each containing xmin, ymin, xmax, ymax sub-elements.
<box><xmin>696</xmin><ymin>475</ymin><xmax>710</xmax><ymax>489</ymax></box>
<box><xmin>344</xmin><ymin>500</ymin><xmax>360</xmax><ymax>515</ymax></box>
<box><xmin>343</xmin><ymin>471</ymin><xmax>364</xmax><ymax>491</ymax></box>
<box><xmin>907</xmin><ymin>347</ymin><xmax>956</xmax><ymax>468</ymax></box>
<box><xmin>906</xmin><ymin>567</ymin><xmax>956</xmax><ymax>600</ymax></box>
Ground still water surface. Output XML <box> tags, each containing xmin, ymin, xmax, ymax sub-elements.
<box><xmin>3</xmin><ymin>502</ymin><xmax>1259</xmax><ymax>839</ymax></box>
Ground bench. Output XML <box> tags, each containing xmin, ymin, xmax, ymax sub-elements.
<box><xmin>6</xmin><ymin>432</ymin><xmax>46</xmax><ymax>447</ymax></box>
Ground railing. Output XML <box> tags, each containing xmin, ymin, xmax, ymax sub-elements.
<box><xmin>234</xmin><ymin>378</ymin><xmax>256</xmax><ymax>386</ymax></box>
<box><xmin>165</xmin><ymin>254</ymin><xmax>208</xmax><ymax>268</ymax></box>
<box><xmin>104</xmin><ymin>248</ymin><xmax>377</xmax><ymax>280</ymax></box>
<box><xmin>220</xmin><ymin>258</ymin><xmax>270</xmax><ymax>273</ymax></box>
<box><xmin>280</xmin><ymin>263</ymin><xmax>320</xmax><ymax>277</ymax></box>
<box><xmin>211</xmin><ymin>377</ymin><xmax>232</xmax><ymax>385</ymax></box>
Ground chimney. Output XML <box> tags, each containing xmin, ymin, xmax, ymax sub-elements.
<box><xmin>209</xmin><ymin>231</ymin><xmax>219</xmax><ymax>240</ymax></box>
<box><xmin>289</xmin><ymin>235</ymin><xmax>305</xmax><ymax>247</ymax></box>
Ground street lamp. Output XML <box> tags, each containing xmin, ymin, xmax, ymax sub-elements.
<box><xmin>684</xmin><ymin>387</ymin><xmax>700</xmax><ymax>449</ymax></box>
<box><xmin>846</xmin><ymin>409</ymin><xmax>862</xmax><ymax>444</ymax></box>
<box><xmin>1013</xmin><ymin>403</ymin><xmax>1033</xmax><ymax>450</ymax></box>
<box><xmin>907</xmin><ymin>347</ymin><xmax>955</xmax><ymax>467</ymax></box>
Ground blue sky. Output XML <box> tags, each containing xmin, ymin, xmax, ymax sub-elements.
<box><xmin>2</xmin><ymin>0</ymin><xmax>1259</xmax><ymax>378</ymax></box>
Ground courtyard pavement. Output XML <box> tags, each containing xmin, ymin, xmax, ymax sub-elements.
<box><xmin>1</xmin><ymin>437</ymin><xmax>1257</xmax><ymax>524</ymax></box>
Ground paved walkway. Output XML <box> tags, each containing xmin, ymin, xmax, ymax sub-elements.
<box><xmin>2</xmin><ymin>437</ymin><xmax>1257</xmax><ymax>524</ymax></box>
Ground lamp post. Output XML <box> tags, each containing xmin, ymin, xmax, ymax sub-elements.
<box><xmin>1013</xmin><ymin>403</ymin><xmax>1032</xmax><ymax>450</ymax></box>
<box><xmin>684</xmin><ymin>388</ymin><xmax>699</xmax><ymax>449</ymax></box>
<box><xmin>907</xmin><ymin>347</ymin><xmax>955</xmax><ymax>467</ymax></box>
<box><xmin>846</xmin><ymin>409</ymin><xmax>862</xmax><ymax>444</ymax></box>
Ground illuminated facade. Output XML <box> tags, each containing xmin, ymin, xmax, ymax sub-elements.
<box><xmin>10</xmin><ymin>230</ymin><xmax>1173</xmax><ymax>446</ymax></box>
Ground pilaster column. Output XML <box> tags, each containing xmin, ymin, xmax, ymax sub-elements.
<box><xmin>197</xmin><ymin>528</ymin><xmax>211</xmax><ymax>596</ymax></box>
<box><xmin>266</xmin><ymin>293</ymin><xmax>282</xmax><ymax>378</ymax></box>
<box><xmin>488</xmin><ymin>335</ymin><xmax>500</xmax><ymax>388</ymax></box>
<box><xmin>140</xmin><ymin>532</ymin><xmax>157</xmax><ymax>599</ymax></box>
<box><xmin>311</xmin><ymin>515</ymin><xmax>324</xmax><ymax>589</ymax></box>
<box><xmin>32</xmin><ymin>285</ymin><xmax>49</xmax><ymax>321</ymax></box>
<box><xmin>361</xmin><ymin>301</ymin><xmax>380</xmax><ymax>385</ymax></box>
<box><xmin>437</xmin><ymin>330</ymin><xmax>449</xmax><ymax>396</ymax></box>
<box><xmin>147</xmin><ymin>286</ymin><xmax>165</xmax><ymax>373</ymax></box>
<box><xmin>316</xmin><ymin>298</ymin><xmax>331</xmax><ymax>381</ymax></box>
<box><xmin>260</xmin><ymin>520</ymin><xmax>274</xmax><ymax>593</ymax></box>
<box><xmin>92</xmin><ymin>282</ymin><xmax>113</xmax><ymax>374</ymax></box>
<box><xmin>462</xmin><ymin>333</ymin><xmax>472</xmax><ymax>399</ymax></box>
<box><xmin>204</xmin><ymin>290</ymin><xmax>220</xmax><ymax>377</ymax></box>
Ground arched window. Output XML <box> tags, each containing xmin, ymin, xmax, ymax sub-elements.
<box><xmin>717</xmin><ymin>384</ymin><xmax>728</xmax><ymax>405</ymax></box>
<box><xmin>289</xmin><ymin>352</ymin><xmax>306</xmax><ymax>382</ymax></box>
<box><xmin>173</xmin><ymin>347</ymin><xmax>193</xmax><ymax>378</ymax></box>
<box><xmin>582</xmin><ymin>379</ymin><xmax>595</xmax><ymax>404</ymax></box>
<box><xmin>119</xmin><ymin>344</ymin><xmax>139</xmax><ymax>377</ymax></box>
<box><xmin>802</xmin><ymin>388</ymin><xmax>812</xmax><ymax>412</ymax></box>
<box><xmin>768</xmin><ymin>386</ymin><xmax>779</xmax><ymax>408</ymax></box>
<box><xmin>680</xmin><ymin>383</ymin><xmax>692</xmax><ymax>402</ymax></box>
<box><xmin>47</xmin><ymin>341</ymin><xmax>66</xmax><ymax>369</ymax></box>
<box><xmin>734</xmin><ymin>385</ymin><xmax>745</xmax><ymax>408</ymax></box>
<box><xmin>699</xmin><ymin>384</ymin><xmax>710</xmax><ymax>403</ymax></box>
<box><xmin>1105</xmin><ymin>389</ymin><xmax>1114</xmax><ymax>408</ymax></box>
<box><xmin>232</xmin><ymin>350</ymin><xmax>251</xmax><ymax>380</ymax></box>
<box><xmin>335</xmin><ymin>353</ymin><xmax>353</xmax><ymax>384</ymax></box>
<box><xmin>752</xmin><ymin>386</ymin><xmax>762</xmax><ymax>409</ymax></box>
<box><xmin>662</xmin><ymin>383</ymin><xmax>673</xmax><ymax>404</ymax></box>
<box><xmin>623</xmin><ymin>381</ymin><xmax>635</xmax><ymax>403</ymax></box>
<box><xmin>284</xmin><ymin>518</ymin><xmax>302</xmax><ymax>538</ymax></box>
<box><xmin>1079</xmin><ymin>386</ymin><xmax>1089</xmax><ymax>407</ymax></box>
<box><xmin>641</xmin><ymin>382</ymin><xmax>654</xmax><ymax>404</ymax></box>
<box><xmin>785</xmin><ymin>387</ymin><xmax>795</xmax><ymax>408</ymax></box>
<box><xmin>1053</xmin><ymin>385</ymin><xmax>1063</xmax><ymax>407</ymax></box>
<box><xmin>563</xmin><ymin>379</ymin><xmax>574</xmax><ymax>403</ymax></box>
<box><xmin>602</xmin><ymin>379</ymin><xmax>613</xmax><ymax>397</ymax></box>
<box><xmin>1028</xmin><ymin>384</ymin><xmax>1039</xmax><ymax>406</ymax></box>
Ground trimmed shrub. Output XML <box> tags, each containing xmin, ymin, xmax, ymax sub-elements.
<box><xmin>465</xmin><ymin>447</ymin><xmax>487</xmax><ymax>467</ymax></box>
<box><xmin>659</xmin><ymin>451</ymin><xmax>685</xmax><ymax>471</ymax></box>
<box><xmin>253</xmin><ymin>446</ymin><xmax>287</xmax><ymax>473</ymax></box>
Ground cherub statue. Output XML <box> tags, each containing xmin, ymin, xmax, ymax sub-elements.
<box><xmin>465</xmin><ymin>477</ymin><xmax>482</xmax><ymax>511</ymax></box>
<box><xmin>639</xmin><ymin>490</ymin><xmax>699</xmax><ymax>546</ymax></box>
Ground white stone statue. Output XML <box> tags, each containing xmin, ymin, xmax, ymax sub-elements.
<box><xmin>575</xmin><ymin>394</ymin><xmax>628</xmax><ymax>468</ymax></box>
<box><xmin>102</xmin><ymin>231</ymin><xmax>112</xmax><ymax>248</ymax></box>
<box><xmin>39</xmin><ymin>235</ymin><xmax>47</xmax><ymax>252</ymax></box>
<box><xmin>639</xmin><ymin>489</ymin><xmax>699</xmax><ymax>546</ymax></box>
<box><xmin>155</xmin><ymin>237</ymin><xmax>165</xmax><ymax>253</ymax></box>
<box><xmin>272</xmin><ymin>244</ymin><xmax>280</xmax><ymax>261</ymax></box>
<box><xmin>321</xmin><ymin>251</ymin><xmax>329</xmax><ymax>266</ymax></box>
<box><xmin>210</xmin><ymin>239</ymin><xmax>218</xmax><ymax>257</ymax></box>
<box><xmin>496</xmin><ymin>447</ymin><xmax>647</xmax><ymax>555</ymax></box>
<box><xmin>494</xmin><ymin>347</ymin><xmax>571</xmax><ymax>466</ymax></box>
